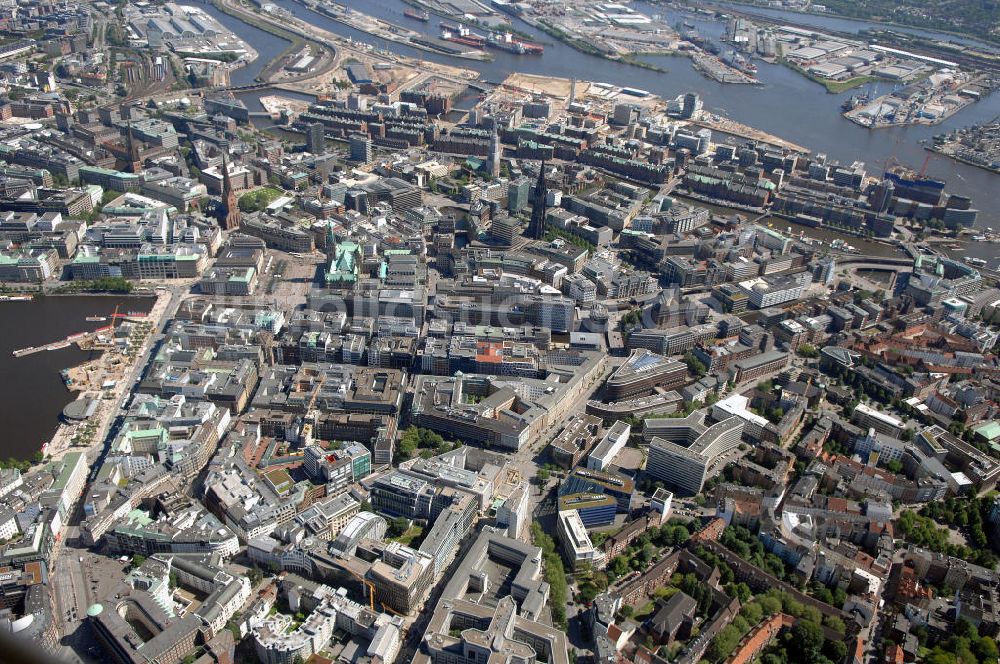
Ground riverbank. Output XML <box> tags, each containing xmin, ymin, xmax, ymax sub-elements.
<box><xmin>781</xmin><ymin>58</ymin><xmax>877</xmax><ymax>94</ymax></box>
<box><xmin>248</xmin><ymin>0</ymin><xmax>1000</xmax><ymax>226</ymax></box>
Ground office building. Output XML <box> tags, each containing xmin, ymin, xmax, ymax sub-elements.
<box><xmin>349</xmin><ymin>133</ymin><xmax>372</xmax><ymax>164</ymax></box>
<box><xmin>306</xmin><ymin>123</ymin><xmax>326</xmax><ymax>155</ymax></box>
<box><xmin>645</xmin><ymin>412</ymin><xmax>744</xmax><ymax>495</ymax></box>
<box><xmin>557</xmin><ymin>509</ymin><xmax>604</xmax><ymax>569</ymax></box>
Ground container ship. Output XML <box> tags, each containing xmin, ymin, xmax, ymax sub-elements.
<box><xmin>486</xmin><ymin>31</ymin><xmax>543</xmax><ymax>54</ymax></box>
<box><xmin>440</xmin><ymin>22</ymin><xmax>486</xmax><ymax>48</ymax></box>
<box><xmin>404</xmin><ymin>8</ymin><xmax>429</xmax><ymax>21</ymax></box>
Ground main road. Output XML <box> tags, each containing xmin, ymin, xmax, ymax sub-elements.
<box><xmin>50</xmin><ymin>281</ymin><xmax>194</xmax><ymax>663</ymax></box>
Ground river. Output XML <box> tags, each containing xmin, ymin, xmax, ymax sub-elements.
<box><xmin>0</xmin><ymin>295</ymin><xmax>153</xmax><ymax>462</ymax></box>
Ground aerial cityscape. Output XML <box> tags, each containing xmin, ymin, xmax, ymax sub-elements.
<box><xmin>0</xmin><ymin>0</ymin><xmax>999</xmax><ymax>663</ymax></box>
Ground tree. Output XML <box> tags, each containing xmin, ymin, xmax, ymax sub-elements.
<box><xmin>824</xmin><ymin>639</ymin><xmax>849</xmax><ymax>662</ymax></box>
<box><xmin>388</xmin><ymin>517</ymin><xmax>409</xmax><ymax>538</ymax></box>
<box><xmin>684</xmin><ymin>352</ymin><xmax>707</xmax><ymax>377</ymax></box>
<box><xmin>247</xmin><ymin>566</ymin><xmax>263</xmax><ymax>587</ymax></box>
<box><xmin>823</xmin><ymin>615</ymin><xmax>846</xmax><ymax>635</ymax></box>
<box><xmin>609</xmin><ymin>555</ymin><xmax>630</xmax><ymax>578</ymax></box>
<box><xmin>797</xmin><ymin>343</ymin><xmax>819</xmax><ymax>358</ymax></box>
<box><xmin>976</xmin><ymin>636</ymin><xmax>999</xmax><ymax>661</ymax></box>
<box><xmin>788</xmin><ymin>621</ymin><xmax>824</xmax><ymax>662</ymax></box>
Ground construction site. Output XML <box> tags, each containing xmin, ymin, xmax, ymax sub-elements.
<box><xmin>39</xmin><ymin>292</ymin><xmax>170</xmax><ymax>462</ymax></box>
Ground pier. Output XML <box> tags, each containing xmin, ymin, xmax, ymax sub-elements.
<box><xmin>12</xmin><ymin>309</ymin><xmax>145</xmax><ymax>357</ymax></box>
<box><xmin>12</xmin><ymin>327</ymin><xmax>112</xmax><ymax>357</ymax></box>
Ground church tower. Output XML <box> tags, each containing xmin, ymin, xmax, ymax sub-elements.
<box><xmin>490</xmin><ymin>124</ymin><xmax>501</xmax><ymax>179</ymax></box>
<box><xmin>126</xmin><ymin>122</ymin><xmax>143</xmax><ymax>174</ymax></box>
<box><xmin>526</xmin><ymin>161</ymin><xmax>547</xmax><ymax>240</ymax></box>
<box><xmin>219</xmin><ymin>155</ymin><xmax>241</xmax><ymax>231</ymax></box>
<box><xmin>325</xmin><ymin>221</ymin><xmax>337</xmax><ymax>261</ymax></box>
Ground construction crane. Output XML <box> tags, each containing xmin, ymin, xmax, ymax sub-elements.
<box><xmin>343</xmin><ymin>565</ymin><xmax>377</xmax><ymax>611</ymax></box>
<box><xmin>381</xmin><ymin>601</ymin><xmax>402</xmax><ymax>616</ymax></box>
<box><xmin>919</xmin><ymin>152</ymin><xmax>933</xmax><ymax>178</ymax></box>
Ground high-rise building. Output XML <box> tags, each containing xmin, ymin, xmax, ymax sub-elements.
<box><xmin>680</xmin><ymin>92</ymin><xmax>702</xmax><ymax>119</ymax></box>
<box><xmin>491</xmin><ymin>215</ymin><xmax>519</xmax><ymax>246</ymax></box>
<box><xmin>218</xmin><ymin>155</ymin><xmax>241</xmax><ymax>231</ymax></box>
<box><xmin>814</xmin><ymin>257</ymin><xmax>836</xmax><ymax>286</ymax></box>
<box><xmin>508</xmin><ymin>176</ymin><xmax>531</xmax><ymax>213</ymax></box>
<box><xmin>306</xmin><ymin>122</ymin><xmax>326</xmax><ymax>155</ymax></box>
<box><xmin>349</xmin><ymin>133</ymin><xmax>372</xmax><ymax>164</ymax></box>
<box><xmin>526</xmin><ymin>162</ymin><xmax>547</xmax><ymax>240</ymax></box>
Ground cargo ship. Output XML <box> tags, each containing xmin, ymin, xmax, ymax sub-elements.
<box><xmin>841</xmin><ymin>93</ymin><xmax>869</xmax><ymax>112</ymax></box>
<box><xmin>486</xmin><ymin>31</ymin><xmax>543</xmax><ymax>54</ymax></box>
<box><xmin>723</xmin><ymin>50</ymin><xmax>756</xmax><ymax>74</ymax></box>
<box><xmin>440</xmin><ymin>22</ymin><xmax>485</xmax><ymax>48</ymax></box>
<box><xmin>404</xmin><ymin>8</ymin><xmax>429</xmax><ymax>21</ymax></box>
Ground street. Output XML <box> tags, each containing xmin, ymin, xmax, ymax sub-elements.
<box><xmin>49</xmin><ymin>281</ymin><xmax>192</xmax><ymax>662</ymax></box>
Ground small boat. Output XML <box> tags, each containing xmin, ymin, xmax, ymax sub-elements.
<box><xmin>683</xmin><ymin>20</ymin><xmax>695</xmax><ymax>28</ymax></box>
<box><xmin>404</xmin><ymin>8</ymin><xmax>429</xmax><ymax>21</ymax></box>
<box><xmin>86</xmin><ymin>316</ymin><xmax>107</xmax><ymax>322</ymax></box>
<box><xmin>0</xmin><ymin>294</ymin><xmax>33</xmax><ymax>301</ymax></box>
<box><xmin>965</xmin><ymin>257</ymin><xmax>987</xmax><ymax>266</ymax></box>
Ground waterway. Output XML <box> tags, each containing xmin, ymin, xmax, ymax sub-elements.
<box><xmin>0</xmin><ymin>295</ymin><xmax>153</xmax><ymax>462</ymax></box>
<box><xmin>198</xmin><ymin>2</ymin><xmax>294</xmax><ymax>87</ymax></box>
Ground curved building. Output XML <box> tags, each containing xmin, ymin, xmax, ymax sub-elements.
<box><xmin>645</xmin><ymin>411</ymin><xmax>744</xmax><ymax>495</ymax></box>
<box><xmin>330</xmin><ymin>512</ymin><xmax>388</xmax><ymax>556</ymax></box>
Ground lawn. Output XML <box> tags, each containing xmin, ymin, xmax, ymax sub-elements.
<box><xmin>391</xmin><ymin>525</ymin><xmax>424</xmax><ymax>547</ymax></box>
<box><xmin>238</xmin><ymin>186</ymin><xmax>285</xmax><ymax>212</ymax></box>
<box><xmin>822</xmin><ymin>75</ymin><xmax>878</xmax><ymax>94</ymax></box>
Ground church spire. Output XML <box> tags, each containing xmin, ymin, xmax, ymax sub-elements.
<box><xmin>490</xmin><ymin>122</ymin><xmax>501</xmax><ymax>179</ymax></box>
<box><xmin>219</xmin><ymin>154</ymin><xmax>241</xmax><ymax>231</ymax></box>
<box><xmin>126</xmin><ymin>121</ymin><xmax>142</xmax><ymax>174</ymax></box>
<box><xmin>326</xmin><ymin>220</ymin><xmax>337</xmax><ymax>259</ymax></box>
<box><xmin>527</xmin><ymin>160</ymin><xmax>547</xmax><ymax>240</ymax></box>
